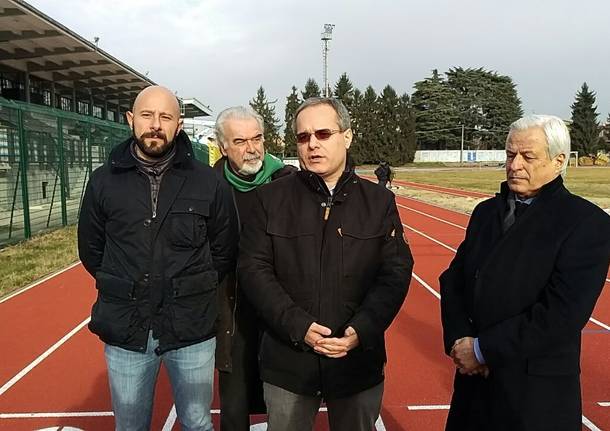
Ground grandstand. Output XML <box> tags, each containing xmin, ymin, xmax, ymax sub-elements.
<box><xmin>0</xmin><ymin>0</ymin><xmax>212</xmax><ymax>246</ymax></box>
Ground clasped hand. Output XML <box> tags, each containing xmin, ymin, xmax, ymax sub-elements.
<box><xmin>450</xmin><ymin>336</ymin><xmax>489</xmax><ymax>378</ymax></box>
<box><xmin>304</xmin><ymin>322</ymin><xmax>359</xmax><ymax>358</ymax></box>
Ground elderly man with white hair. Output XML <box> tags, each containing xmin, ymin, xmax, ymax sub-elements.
<box><xmin>440</xmin><ymin>115</ymin><xmax>610</xmax><ymax>431</ymax></box>
<box><xmin>213</xmin><ymin>106</ymin><xmax>296</xmax><ymax>431</ymax></box>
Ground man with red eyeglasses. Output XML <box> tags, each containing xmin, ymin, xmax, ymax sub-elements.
<box><xmin>238</xmin><ymin>97</ymin><xmax>413</xmax><ymax>431</ymax></box>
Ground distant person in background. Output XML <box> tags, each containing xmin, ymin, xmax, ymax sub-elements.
<box><xmin>214</xmin><ymin>106</ymin><xmax>296</xmax><ymax>431</ymax></box>
<box><xmin>374</xmin><ymin>161</ymin><xmax>392</xmax><ymax>188</ymax></box>
<box><xmin>78</xmin><ymin>85</ymin><xmax>237</xmax><ymax>431</ymax></box>
<box><xmin>440</xmin><ymin>114</ymin><xmax>610</xmax><ymax>431</ymax></box>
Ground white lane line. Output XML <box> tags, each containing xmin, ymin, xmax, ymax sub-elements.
<box><xmin>0</xmin><ymin>261</ymin><xmax>81</xmax><ymax>304</ymax></box>
<box><xmin>396</xmin><ymin>194</ymin><xmax>471</xmax><ymax>216</ymax></box>
<box><xmin>161</xmin><ymin>405</ymin><xmax>177</xmax><ymax>431</ymax></box>
<box><xmin>412</xmin><ymin>273</ymin><xmax>440</xmax><ymax>300</ymax></box>
<box><xmin>407</xmin><ymin>405</ymin><xmax>450</xmax><ymax>410</ymax></box>
<box><xmin>397</xmin><ymin>203</ymin><xmax>466</xmax><ymax>230</ymax></box>
<box><xmin>0</xmin><ymin>316</ymin><xmax>90</xmax><ymax>396</ymax></box>
<box><xmin>375</xmin><ymin>415</ymin><xmax>387</xmax><ymax>431</ymax></box>
<box><xmin>582</xmin><ymin>415</ymin><xmax>603</xmax><ymax>431</ymax></box>
<box><xmin>317</xmin><ymin>406</ymin><xmax>386</xmax><ymax>430</ymax></box>
<box><xmin>403</xmin><ymin>224</ymin><xmax>457</xmax><ymax>253</ymax></box>
<box><xmin>0</xmin><ymin>411</ymin><xmax>113</xmax><ymax>418</ymax></box>
<box><xmin>589</xmin><ymin>317</ymin><xmax>610</xmax><ymax>331</ymax></box>
<box><xmin>398</xmin><ymin>182</ymin><xmax>489</xmax><ymax>199</ymax></box>
<box><xmin>598</xmin><ymin>402</ymin><xmax>610</xmax><ymax>407</ymax></box>
<box><xmin>403</xmin><ymin>215</ymin><xmax>610</xmax><ymax>332</ymax></box>
<box><xmin>408</xmin><ymin>403</ymin><xmax>610</xmax><ymax>426</ymax></box>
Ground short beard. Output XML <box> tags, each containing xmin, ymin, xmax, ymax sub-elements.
<box><xmin>238</xmin><ymin>158</ymin><xmax>263</xmax><ymax>176</ymax></box>
<box><xmin>134</xmin><ymin>130</ymin><xmax>176</xmax><ymax>159</ymax></box>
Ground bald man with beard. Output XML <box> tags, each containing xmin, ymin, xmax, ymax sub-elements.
<box><xmin>78</xmin><ymin>86</ymin><xmax>238</xmax><ymax>431</ymax></box>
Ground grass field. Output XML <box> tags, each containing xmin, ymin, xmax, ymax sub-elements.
<box><xmin>0</xmin><ymin>166</ymin><xmax>608</xmax><ymax>299</ymax></box>
<box><xmin>394</xmin><ymin>166</ymin><xmax>610</xmax><ymax>208</ymax></box>
<box><xmin>0</xmin><ymin>226</ymin><xmax>78</xmax><ymax>298</ymax></box>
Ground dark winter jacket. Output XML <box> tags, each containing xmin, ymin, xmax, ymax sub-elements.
<box><xmin>213</xmin><ymin>157</ymin><xmax>297</xmax><ymax>371</ymax></box>
<box><xmin>440</xmin><ymin>176</ymin><xmax>610</xmax><ymax>431</ymax></box>
<box><xmin>238</xmin><ymin>162</ymin><xmax>414</xmax><ymax>399</ymax></box>
<box><xmin>374</xmin><ymin>164</ymin><xmax>392</xmax><ymax>182</ymax></box>
<box><xmin>78</xmin><ymin>131</ymin><xmax>238</xmax><ymax>354</ymax></box>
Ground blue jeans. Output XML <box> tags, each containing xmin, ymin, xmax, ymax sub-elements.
<box><xmin>104</xmin><ymin>333</ymin><xmax>215</xmax><ymax>431</ymax></box>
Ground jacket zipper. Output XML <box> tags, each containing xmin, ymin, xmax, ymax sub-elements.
<box><xmin>318</xmin><ymin>170</ymin><xmax>353</xmax><ymax>221</ymax></box>
<box><xmin>323</xmin><ymin>195</ymin><xmax>332</xmax><ymax>220</ymax></box>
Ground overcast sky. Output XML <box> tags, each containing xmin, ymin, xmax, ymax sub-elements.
<box><xmin>28</xmin><ymin>0</ymin><xmax>610</xmax><ymax>122</ymax></box>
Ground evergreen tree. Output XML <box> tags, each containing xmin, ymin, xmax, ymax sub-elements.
<box><xmin>570</xmin><ymin>83</ymin><xmax>602</xmax><ymax>156</ymax></box>
<box><xmin>397</xmin><ymin>93</ymin><xmax>417</xmax><ymax>163</ymax></box>
<box><xmin>333</xmin><ymin>73</ymin><xmax>355</xmax><ymax>110</ymax></box>
<box><xmin>349</xmin><ymin>88</ymin><xmax>364</xmax><ymax>164</ymax></box>
<box><xmin>358</xmin><ymin>86</ymin><xmax>379</xmax><ymax>163</ymax></box>
<box><xmin>377</xmin><ymin>85</ymin><xmax>401</xmax><ymax>165</ymax></box>
<box><xmin>283</xmin><ymin>86</ymin><xmax>301</xmax><ymax>158</ymax></box>
<box><xmin>302</xmin><ymin>78</ymin><xmax>321</xmax><ymax>99</ymax></box>
<box><xmin>412</xmin><ymin>69</ymin><xmax>461</xmax><ymax>150</ymax></box>
<box><xmin>249</xmin><ymin>86</ymin><xmax>282</xmax><ymax>156</ymax></box>
<box><xmin>446</xmin><ymin>67</ymin><xmax>522</xmax><ymax>149</ymax></box>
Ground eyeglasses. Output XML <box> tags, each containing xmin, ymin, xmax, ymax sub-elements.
<box><xmin>296</xmin><ymin>129</ymin><xmax>342</xmax><ymax>144</ymax></box>
<box><xmin>233</xmin><ymin>134</ymin><xmax>264</xmax><ymax>146</ymax></box>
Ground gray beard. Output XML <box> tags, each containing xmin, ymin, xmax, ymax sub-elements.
<box><xmin>238</xmin><ymin>159</ymin><xmax>263</xmax><ymax>176</ymax></box>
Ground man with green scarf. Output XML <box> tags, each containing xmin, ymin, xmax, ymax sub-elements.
<box><xmin>213</xmin><ymin>106</ymin><xmax>296</xmax><ymax>430</ymax></box>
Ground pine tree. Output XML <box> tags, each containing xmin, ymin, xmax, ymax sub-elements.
<box><xmin>358</xmin><ymin>86</ymin><xmax>379</xmax><ymax>163</ymax></box>
<box><xmin>302</xmin><ymin>78</ymin><xmax>321</xmax><ymax>99</ymax></box>
<box><xmin>283</xmin><ymin>86</ymin><xmax>301</xmax><ymax>158</ymax></box>
<box><xmin>377</xmin><ymin>85</ymin><xmax>401</xmax><ymax>165</ymax></box>
<box><xmin>412</xmin><ymin>70</ymin><xmax>460</xmax><ymax>150</ymax></box>
<box><xmin>249</xmin><ymin>86</ymin><xmax>282</xmax><ymax>157</ymax></box>
<box><xmin>349</xmin><ymin>88</ymin><xmax>364</xmax><ymax>164</ymax></box>
<box><xmin>570</xmin><ymin>83</ymin><xmax>602</xmax><ymax>156</ymax></box>
<box><xmin>446</xmin><ymin>67</ymin><xmax>522</xmax><ymax>149</ymax></box>
<box><xmin>397</xmin><ymin>93</ymin><xmax>417</xmax><ymax>163</ymax></box>
<box><xmin>333</xmin><ymin>73</ymin><xmax>355</xmax><ymax>110</ymax></box>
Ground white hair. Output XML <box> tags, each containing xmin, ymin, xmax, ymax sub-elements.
<box><xmin>215</xmin><ymin>106</ymin><xmax>264</xmax><ymax>149</ymax></box>
<box><xmin>507</xmin><ymin>115</ymin><xmax>571</xmax><ymax>177</ymax></box>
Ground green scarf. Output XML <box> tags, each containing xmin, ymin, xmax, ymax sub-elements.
<box><xmin>224</xmin><ymin>153</ymin><xmax>285</xmax><ymax>192</ymax></box>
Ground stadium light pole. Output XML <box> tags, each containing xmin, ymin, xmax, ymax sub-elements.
<box><xmin>321</xmin><ymin>24</ymin><xmax>335</xmax><ymax>97</ymax></box>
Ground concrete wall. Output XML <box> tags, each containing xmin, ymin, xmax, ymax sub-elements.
<box><xmin>414</xmin><ymin>150</ymin><xmax>506</xmax><ymax>163</ymax></box>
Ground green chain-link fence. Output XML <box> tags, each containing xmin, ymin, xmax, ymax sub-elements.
<box><xmin>0</xmin><ymin>97</ymin><xmax>130</xmax><ymax>247</ymax></box>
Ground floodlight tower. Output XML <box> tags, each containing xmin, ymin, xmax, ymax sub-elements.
<box><xmin>321</xmin><ymin>24</ymin><xmax>335</xmax><ymax>97</ymax></box>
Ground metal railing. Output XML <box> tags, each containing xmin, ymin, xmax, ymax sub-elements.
<box><xmin>0</xmin><ymin>96</ymin><xmax>130</xmax><ymax>246</ymax></box>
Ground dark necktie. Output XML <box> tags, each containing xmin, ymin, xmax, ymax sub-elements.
<box><xmin>503</xmin><ymin>200</ymin><xmax>529</xmax><ymax>232</ymax></box>
<box><xmin>514</xmin><ymin>201</ymin><xmax>528</xmax><ymax>218</ymax></box>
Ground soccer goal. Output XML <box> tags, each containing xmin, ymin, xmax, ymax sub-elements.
<box><xmin>568</xmin><ymin>151</ymin><xmax>579</xmax><ymax>167</ymax></box>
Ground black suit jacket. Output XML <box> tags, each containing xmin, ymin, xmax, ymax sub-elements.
<box><xmin>440</xmin><ymin>176</ymin><xmax>610</xmax><ymax>431</ymax></box>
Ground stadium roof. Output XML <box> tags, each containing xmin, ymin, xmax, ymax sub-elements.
<box><xmin>0</xmin><ymin>0</ymin><xmax>155</xmax><ymax>105</ymax></box>
<box><xmin>0</xmin><ymin>0</ymin><xmax>212</xmax><ymax>117</ymax></box>
<box><xmin>182</xmin><ymin>98</ymin><xmax>213</xmax><ymax>118</ymax></box>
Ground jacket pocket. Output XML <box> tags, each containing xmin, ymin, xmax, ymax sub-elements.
<box><xmin>340</xmin><ymin>228</ymin><xmax>385</xmax><ymax>302</ymax></box>
<box><xmin>168</xmin><ymin>199</ymin><xmax>209</xmax><ymax>248</ymax></box>
<box><xmin>265</xmin><ymin>223</ymin><xmax>315</xmax><ymax>302</ymax></box>
<box><xmin>526</xmin><ymin>353</ymin><xmax>580</xmax><ymax>376</ymax></box>
<box><xmin>170</xmin><ymin>270</ymin><xmax>218</xmax><ymax>341</ymax></box>
<box><xmin>89</xmin><ymin>271</ymin><xmax>138</xmax><ymax>343</ymax></box>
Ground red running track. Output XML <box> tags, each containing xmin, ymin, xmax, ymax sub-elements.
<box><xmin>0</xmin><ymin>184</ymin><xmax>608</xmax><ymax>431</ymax></box>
